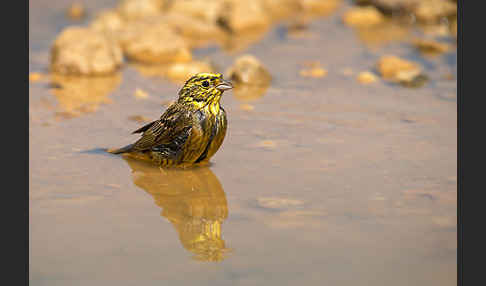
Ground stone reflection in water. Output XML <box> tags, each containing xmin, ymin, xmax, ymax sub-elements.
<box><xmin>49</xmin><ymin>73</ymin><xmax>121</xmax><ymax>120</ymax></box>
<box><xmin>232</xmin><ymin>84</ymin><xmax>269</xmax><ymax>102</ymax></box>
<box><xmin>123</xmin><ymin>157</ymin><xmax>230</xmax><ymax>262</ymax></box>
<box><xmin>354</xmin><ymin>22</ymin><xmax>411</xmax><ymax>48</ymax></box>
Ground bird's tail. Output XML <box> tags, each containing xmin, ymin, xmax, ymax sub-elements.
<box><xmin>107</xmin><ymin>144</ymin><xmax>134</xmax><ymax>154</ymax></box>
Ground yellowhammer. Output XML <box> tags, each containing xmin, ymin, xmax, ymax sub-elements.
<box><xmin>109</xmin><ymin>73</ymin><xmax>233</xmax><ymax>167</ymax></box>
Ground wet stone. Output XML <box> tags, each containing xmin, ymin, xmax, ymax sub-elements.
<box><xmin>162</xmin><ymin>13</ymin><xmax>224</xmax><ymax>47</ymax></box>
<box><xmin>299</xmin><ymin>0</ymin><xmax>341</xmax><ymax>16</ymax></box>
<box><xmin>357</xmin><ymin>71</ymin><xmax>378</xmax><ymax>84</ymax></box>
<box><xmin>67</xmin><ymin>3</ymin><xmax>86</xmax><ymax>20</ymax></box>
<box><xmin>90</xmin><ymin>10</ymin><xmax>126</xmax><ymax>34</ymax></box>
<box><xmin>220</xmin><ymin>0</ymin><xmax>271</xmax><ymax>33</ymax></box>
<box><xmin>413</xmin><ymin>0</ymin><xmax>457</xmax><ymax>24</ymax></box>
<box><xmin>263</xmin><ymin>0</ymin><xmax>301</xmax><ymax>20</ymax></box>
<box><xmin>355</xmin><ymin>22</ymin><xmax>410</xmax><ymax>47</ymax></box>
<box><xmin>168</xmin><ymin>0</ymin><xmax>225</xmax><ymax>24</ymax></box>
<box><xmin>50</xmin><ymin>27</ymin><xmax>123</xmax><ymax>76</ymax></box>
<box><xmin>226</xmin><ymin>54</ymin><xmax>272</xmax><ymax>86</ymax></box>
<box><xmin>300</xmin><ymin>62</ymin><xmax>328</xmax><ymax>78</ymax></box>
<box><xmin>376</xmin><ymin>55</ymin><xmax>426</xmax><ymax>87</ymax></box>
<box><xmin>399</xmin><ymin>73</ymin><xmax>429</xmax><ymax>88</ymax></box>
<box><xmin>117</xmin><ymin>0</ymin><xmax>165</xmax><ymax>21</ymax></box>
<box><xmin>412</xmin><ymin>38</ymin><xmax>450</xmax><ymax>55</ymax></box>
<box><xmin>342</xmin><ymin>6</ymin><xmax>385</xmax><ymax>28</ymax></box>
<box><xmin>121</xmin><ymin>20</ymin><xmax>192</xmax><ymax>64</ymax></box>
<box><xmin>354</xmin><ymin>0</ymin><xmax>420</xmax><ymax>16</ymax></box>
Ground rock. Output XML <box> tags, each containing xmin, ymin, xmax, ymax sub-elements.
<box><xmin>134</xmin><ymin>88</ymin><xmax>149</xmax><ymax>99</ymax></box>
<box><xmin>168</xmin><ymin>0</ymin><xmax>225</xmax><ymax>24</ymax></box>
<box><xmin>413</xmin><ymin>0</ymin><xmax>457</xmax><ymax>24</ymax></box>
<box><xmin>357</xmin><ymin>71</ymin><xmax>378</xmax><ymax>84</ymax></box>
<box><xmin>412</xmin><ymin>38</ymin><xmax>450</xmax><ymax>55</ymax></box>
<box><xmin>398</xmin><ymin>73</ymin><xmax>429</xmax><ymax>88</ymax></box>
<box><xmin>299</xmin><ymin>0</ymin><xmax>341</xmax><ymax>16</ymax></box>
<box><xmin>300</xmin><ymin>67</ymin><xmax>327</xmax><ymax>78</ymax></box>
<box><xmin>50</xmin><ymin>27</ymin><xmax>123</xmax><ymax>76</ymax></box>
<box><xmin>376</xmin><ymin>55</ymin><xmax>422</xmax><ymax>84</ymax></box>
<box><xmin>300</xmin><ymin>61</ymin><xmax>328</xmax><ymax>78</ymax></box>
<box><xmin>162</xmin><ymin>13</ymin><xmax>224</xmax><ymax>47</ymax></box>
<box><xmin>354</xmin><ymin>0</ymin><xmax>420</xmax><ymax>16</ymax></box>
<box><xmin>166</xmin><ymin>61</ymin><xmax>215</xmax><ymax>82</ymax></box>
<box><xmin>117</xmin><ymin>0</ymin><xmax>165</xmax><ymax>21</ymax></box>
<box><xmin>121</xmin><ymin>21</ymin><xmax>192</xmax><ymax>64</ymax></box>
<box><xmin>67</xmin><ymin>3</ymin><xmax>86</xmax><ymax>20</ymax></box>
<box><xmin>226</xmin><ymin>55</ymin><xmax>271</xmax><ymax>85</ymax></box>
<box><xmin>355</xmin><ymin>22</ymin><xmax>410</xmax><ymax>47</ymax></box>
<box><xmin>219</xmin><ymin>0</ymin><xmax>271</xmax><ymax>32</ymax></box>
<box><xmin>300</xmin><ymin>62</ymin><xmax>328</xmax><ymax>78</ymax></box>
<box><xmin>263</xmin><ymin>0</ymin><xmax>302</xmax><ymax>20</ymax></box>
<box><xmin>342</xmin><ymin>6</ymin><xmax>385</xmax><ymax>27</ymax></box>
<box><xmin>420</xmin><ymin>23</ymin><xmax>450</xmax><ymax>37</ymax></box>
<box><xmin>90</xmin><ymin>10</ymin><xmax>125</xmax><ymax>34</ymax></box>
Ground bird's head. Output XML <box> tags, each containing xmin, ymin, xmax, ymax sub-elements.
<box><xmin>178</xmin><ymin>73</ymin><xmax>233</xmax><ymax>108</ymax></box>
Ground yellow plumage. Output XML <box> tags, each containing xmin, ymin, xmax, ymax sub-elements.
<box><xmin>109</xmin><ymin>73</ymin><xmax>233</xmax><ymax>167</ymax></box>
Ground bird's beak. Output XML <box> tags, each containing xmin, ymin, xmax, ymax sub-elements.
<box><xmin>216</xmin><ymin>79</ymin><xmax>233</xmax><ymax>91</ymax></box>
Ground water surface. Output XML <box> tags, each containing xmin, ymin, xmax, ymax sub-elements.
<box><xmin>30</xmin><ymin>1</ymin><xmax>457</xmax><ymax>285</ymax></box>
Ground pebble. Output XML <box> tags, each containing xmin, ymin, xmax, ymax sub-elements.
<box><xmin>376</xmin><ymin>55</ymin><xmax>425</xmax><ymax>87</ymax></box>
<box><xmin>226</xmin><ymin>54</ymin><xmax>272</xmax><ymax>85</ymax></box>
<box><xmin>412</xmin><ymin>38</ymin><xmax>450</xmax><ymax>55</ymax></box>
<box><xmin>342</xmin><ymin>6</ymin><xmax>385</xmax><ymax>28</ymax></box>
<box><xmin>67</xmin><ymin>3</ymin><xmax>86</xmax><ymax>20</ymax></box>
<box><xmin>357</xmin><ymin>71</ymin><xmax>378</xmax><ymax>84</ymax></box>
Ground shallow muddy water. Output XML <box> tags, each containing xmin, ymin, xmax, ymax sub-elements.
<box><xmin>30</xmin><ymin>1</ymin><xmax>457</xmax><ymax>285</ymax></box>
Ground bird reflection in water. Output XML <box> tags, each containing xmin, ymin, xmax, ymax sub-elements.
<box><xmin>122</xmin><ymin>157</ymin><xmax>230</xmax><ymax>262</ymax></box>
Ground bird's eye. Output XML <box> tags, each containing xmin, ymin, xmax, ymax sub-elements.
<box><xmin>202</xmin><ymin>81</ymin><xmax>209</xmax><ymax>88</ymax></box>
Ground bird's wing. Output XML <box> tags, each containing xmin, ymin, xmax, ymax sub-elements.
<box><xmin>131</xmin><ymin>120</ymin><xmax>158</xmax><ymax>134</ymax></box>
<box><xmin>131</xmin><ymin>104</ymin><xmax>194</xmax><ymax>153</ymax></box>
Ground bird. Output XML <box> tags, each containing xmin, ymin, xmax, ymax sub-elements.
<box><xmin>108</xmin><ymin>72</ymin><xmax>233</xmax><ymax>167</ymax></box>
